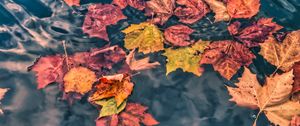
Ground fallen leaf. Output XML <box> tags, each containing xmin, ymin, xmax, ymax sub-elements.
<box><xmin>0</xmin><ymin>88</ymin><xmax>8</xmax><ymax>115</ymax></box>
<box><xmin>228</xmin><ymin>18</ymin><xmax>283</xmax><ymax>47</ymax></box>
<box><xmin>95</xmin><ymin>98</ymin><xmax>126</xmax><ymax>118</ymax></box>
<box><xmin>174</xmin><ymin>0</ymin><xmax>210</xmax><ymax>24</ymax></box>
<box><xmin>82</xmin><ymin>4</ymin><xmax>127</xmax><ymax>41</ymax></box>
<box><xmin>122</xmin><ymin>22</ymin><xmax>164</xmax><ymax>54</ymax></box>
<box><xmin>204</xmin><ymin>0</ymin><xmax>230</xmax><ymax>22</ymax></box>
<box><xmin>227</xmin><ymin>68</ymin><xmax>298</xmax><ymax>126</ymax></box>
<box><xmin>259</xmin><ymin>30</ymin><xmax>300</xmax><ymax>72</ymax></box>
<box><xmin>89</xmin><ymin>74</ymin><xmax>134</xmax><ymax>106</ymax></box>
<box><xmin>113</xmin><ymin>0</ymin><xmax>145</xmax><ymax>10</ymax></box>
<box><xmin>96</xmin><ymin>103</ymin><xmax>159</xmax><ymax>126</ymax></box>
<box><xmin>63</xmin><ymin>67</ymin><xmax>96</xmax><ymax>95</ymax></box>
<box><xmin>145</xmin><ymin>0</ymin><xmax>175</xmax><ymax>25</ymax></box>
<box><xmin>163</xmin><ymin>40</ymin><xmax>210</xmax><ymax>76</ymax></box>
<box><xmin>227</xmin><ymin>0</ymin><xmax>260</xmax><ymax>19</ymax></box>
<box><xmin>291</xmin><ymin>115</ymin><xmax>300</xmax><ymax>126</ymax></box>
<box><xmin>126</xmin><ymin>49</ymin><xmax>160</xmax><ymax>71</ymax></box>
<box><xmin>292</xmin><ymin>62</ymin><xmax>300</xmax><ymax>101</ymax></box>
<box><xmin>64</xmin><ymin>0</ymin><xmax>80</xmax><ymax>6</ymax></box>
<box><xmin>164</xmin><ymin>24</ymin><xmax>195</xmax><ymax>47</ymax></box>
<box><xmin>199</xmin><ymin>40</ymin><xmax>255</xmax><ymax>80</ymax></box>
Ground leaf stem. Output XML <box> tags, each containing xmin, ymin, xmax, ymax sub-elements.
<box><xmin>62</xmin><ymin>40</ymin><xmax>70</xmax><ymax>70</ymax></box>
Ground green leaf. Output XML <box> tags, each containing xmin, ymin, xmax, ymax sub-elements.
<box><xmin>95</xmin><ymin>98</ymin><xmax>127</xmax><ymax>118</ymax></box>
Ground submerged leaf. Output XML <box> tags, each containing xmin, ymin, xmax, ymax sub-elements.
<box><xmin>163</xmin><ymin>40</ymin><xmax>210</xmax><ymax>76</ymax></box>
<box><xmin>199</xmin><ymin>41</ymin><xmax>255</xmax><ymax>80</ymax></box>
<box><xmin>122</xmin><ymin>22</ymin><xmax>164</xmax><ymax>54</ymax></box>
<box><xmin>89</xmin><ymin>74</ymin><xmax>134</xmax><ymax>106</ymax></box>
<box><xmin>145</xmin><ymin>0</ymin><xmax>175</xmax><ymax>25</ymax></box>
<box><xmin>126</xmin><ymin>49</ymin><xmax>160</xmax><ymax>71</ymax></box>
<box><xmin>63</xmin><ymin>67</ymin><xmax>96</xmax><ymax>95</ymax></box>
<box><xmin>164</xmin><ymin>24</ymin><xmax>195</xmax><ymax>47</ymax></box>
<box><xmin>204</xmin><ymin>0</ymin><xmax>230</xmax><ymax>22</ymax></box>
<box><xmin>260</xmin><ymin>30</ymin><xmax>300</xmax><ymax>72</ymax></box>
<box><xmin>0</xmin><ymin>88</ymin><xmax>8</xmax><ymax>115</ymax></box>
<box><xmin>227</xmin><ymin>0</ymin><xmax>260</xmax><ymax>19</ymax></box>
<box><xmin>82</xmin><ymin>4</ymin><xmax>127</xmax><ymax>41</ymax></box>
<box><xmin>174</xmin><ymin>0</ymin><xmax>210</xmax><ymax>24</ymax></box>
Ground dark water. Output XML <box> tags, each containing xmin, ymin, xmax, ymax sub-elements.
<box><xmin>0</xmin><ymin>0</ymin><xmax>300</xmax><ymax>126</ymax></box>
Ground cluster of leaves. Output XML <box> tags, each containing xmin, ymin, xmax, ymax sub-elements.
<box><xmin>25</xmin><ymin>0</ymin><xmax>300</xmax><ymax>125</ymax></box>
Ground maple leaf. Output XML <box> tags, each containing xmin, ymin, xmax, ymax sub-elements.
<box><xmin>291</xmin><ymin>115</ymin><xmax>300</xmax><ymax>126</ymax></box>
<box><xmin>163</xmin><ymin>40</ymin><xmax>210</xmax><ymax>76</ymax></box>
<box><xmin>164</xmin><ymin>24</ymin><xmax>195</xmax><ymax>47</ymax></box>
<box><xmin>89</xmin><ymin>74</ymin><xmax>134</xmax><ymax>106</ymax></box>
<box><xmin>259</xmin><ymin>30</ymin><xmax>300</xmax><ymax>72</ymax></box>
<box><xmin>292</xmin><ymin>62</ymin><xmax>300</xmax><ymax>101</ymax></box>
<box><xmin>199</xmin><ymin>40</ymin><xmax>255</xmax><ymax>80</ymax></box>
<box><xmin>64</xmin><ymin>0</ymin><xmax>80</xmax><ymax>6</ymax></box>
<box><xmin>95</xmin><ymin>98</ymin><xmax>126</xmax><ymax>118</ymax></box>
<box><xmin>174</xmin><ymin>0</ymin><xmax>210</xmax><ymax>24</ymax></box>
<box><xmin>63</xmin><ymin>67</ymin><xmax>97</xmax><ymax>95</ymax></box>
<box><xmin>0</xmin><ymin>88</ymin><xmax>8</xmax><ymax>115</ymax></box>
<box><xmin>82</xmin><ymin>4</ymin><xmax>127</xmax><ymax>41</ymax></box>
<box><xmin>204</xmin><ymin>0</ymin><xmax>230</xmax><ymax>22</ymax></box>
<box><xmin>122</xmin><ymin>22</ymin><xmax>164</xmax><ymax>54</ymax></box>
<box><xmin>113</xmin><ymin>0</ymin><xmax>145</xmax><ymax>10</ymax></box>
<box><xmin>126</xmin><ymin>49</ymin><xmax>160</xmax><ymax>71</ymax></box>
<box><xmin>96</xmin><ymin>103</ymin><xmax>159</xmax><ymax>126</ymax></box>
<box><xmin>227</xmin><ymin>68</ymin><xmax>299</xmax><ymax>126</ymax></box>
<box><xmin>227</xmin><ymin>0</ymin><xmax>260</xmax><ymax>19</ymax></box>
<box><xmin>228</xmin><ymin>18</ymin><xmax>283</xmax><ymax>47</ymax></box>
<box><xmin>145</xmin><ymin>0</ymin><xmax>175</xmax><ymax>25</ymax></box>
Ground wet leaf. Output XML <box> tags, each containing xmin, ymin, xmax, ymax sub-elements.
<box><xmin>259</xmin><ymin>30</ymin><xmax>300</xmax><ymax>72</ymax></box>
<box><xmin>292</xmin><ymin>62</ymin><xmax>300</xmax><ymax>101</ymax></box>
<box><xmin>64</xmin><ymin>0</ymin><xmax>80</xmax><ymax>6</ymax></box>
<box><xmin>174</xmin><ymin>0</ymin><xmax>210</xmax><ymax>24</ymax></box>
<box><xmin>63</xmin><ymin>67</ymin><xmax>96</xmax><ymax>95</ymax></box>
<box><xmin>145</xmin><ymin>0</ymin><xmax>175</xmax><ymax>25</ymax></box>
<box><xmin>113</xmin><ymin>0</ymin><xmax>145</xmax><ymax>10</ymax></box>
<box><xmin>163</xmin><ymin>40</ymin><xmax>210</xmax><ymax>76</ymax></box>
<box><xmin>204</xmin><ymin>0</ymin><xmax>230</xmax><ymax>22</ymax></box>
<box><xmin>96</xmin><ymin>103</ymin><xmax>159</xmax><ymax>126</ymax></box>
<box><xmin>95</xmin><ymin>98</ymin><xmax>126</xmax><ymax>118</ymax></box>
<box><xmin>126</xmin><ymin>49</ymin><xmax>160</xmax><ymax>71</ymax></box>
<box><xmin>122</xmin><ymin>22</ymin><xmax>164</xmax><ymax>54</ymax></box>
<box><xmin>227</xmin><ymin>0</ymin><xmax>260</xmax><ymax>19</ymax></box>
<box><xmin>82</xmin><ymin>4</ymin><xmax>127</xmax><ymax>41</ymax></box>
<box><xmin>228</xmin><ymin>18</ymin><xmax>283</xmax><ymax>47</ymax></box>
<box><xmin>164</xmin><ymin>24</ymin><xmax>195</xmax><ymax>47</ymax></box>
<box><xmin>199</xmin><ymin>40</ymin><xmax>255</xmax><ymax>80</ymax></box>
<box><xmin>291</xmin><ymin>115</ymin><xmax>300</xmax><ymax>126</ymax></box>
<box><xmin>0</xmin><ymin>88</ymin><xmax>8</xmax><ymax>115</ymax></box>
<box><xmin>89</xmin><ymin>74</ymin><xmax>134</xmax><ymax>106</ymax></box>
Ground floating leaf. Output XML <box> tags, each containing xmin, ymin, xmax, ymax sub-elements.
<box><xmin>199</xmin><ymin>41</ymin><xmax>255</xmax><ymax>80</ymax></box>
<box><xmin>64</xmin><ymin>0</ymin><xmax>80</xmax><ymax>6</ymax></box>
<box><xmin>95</xmin><ymin>98</ymin><xmax>126</xmax><ymax>118</ymax></box>
<box><xmin>259</xmin><ymin>30</ymin><xmax>300</xmax><ymax>72</ymax></box>
<box><xmin>63</xmin><ymin>67</ymin><xmax>96</xmax><ymax>95</ymax></box>
<box><xmin>96</xmin><ymin>103</ymin><xmax>159</xmax><ymax>126</ymax></box>
<box><xmin>145</xmin><ymin>0</ymin><xmax>175</xmax><ymax>25</ymax></box>
<box><xmin>122</xmin><ymin>22</ymin><xmax>164</xmax><ymax>54</ymax></box>
<box><xmin>164</xmin><ymin>24</ymin><xmax>194</xmax><ymax>47</ymax></box>
<box><xmin>126</xmin><ymin>49</ymin><xmax>160</xmax><ymax>71</ymax></box>
<box><xmin>89</xmin><ymin>74</ymin><xmax>134</xmax><ymax>106</ymax></box>
<box><xmin>228</xmin><ymin>18</ymin><xmax>283</xmax><ymax>47</ymax></box>
<box><xmin>227</xmin><ymin>0</ymin><xmax>260</xmax><ymax>19</ymax></box>
<box><xmin>113</xmin><ymin>0</ymin><xmax>145</xmax><ymax>10</ymax></box>
<box><xmin>82</xmin><ymin>4</ymin><xmax>127</xmax><ymax>41</ymax></box>
<box><xmin>163</xmin><ymin>40</ymin><xmax>210</xmax><ymax>76</ymax></box>
<box><xmin>174</xmin><ymin>0</ymin><xmax>210</xmax><ymax>24</ymax></box>
<box><xmin>204</xmin><ymin>0</ymin><xmax>230</xmax><ymax>22</ymax></box>
<box><xmin>0</xmin><ymin>88</ymin><xmax>8</xmax><ymax>115</ymax></box>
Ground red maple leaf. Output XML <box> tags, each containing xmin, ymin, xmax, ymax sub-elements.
<box><xmin>164</xmin><ymin>24</ymin><xmax>195</xmax><ymax>46</ymax></box>
<box><xmin>113</xmin><ymin>0</ymin><xmax>145</xmax><ymax>10</ymax></box>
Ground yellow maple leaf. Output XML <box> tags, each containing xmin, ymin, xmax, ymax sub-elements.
<box><xmin>260</xmin><ymin>30</ymin><xmax>300</xmax><ymax>72</ymax></box>
<box><xmin>63</xmin><ymin>67</ymin><xmax>97</xmax><ymax>95</ymax></box>
<box><xmin>162</xmin><ymin>40</ymin><xmax>210</xmax><ymax>76</ymax></box>
<box><xmin>122</xmin><ymin>22</ymin><xmax>164</xmax><ymax>54</ymax></box>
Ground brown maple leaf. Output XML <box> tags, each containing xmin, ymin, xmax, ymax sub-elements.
<box><xmin>126</xmin><ymin>49</ymin><xmax>160</xmax><ymax>71</ymax></box>
<box><xmin>89</xmin><ymin>74</ymin><xmax>134</xmax><ymax>106</ymax></box>
<box><xmin>145</xmin><ymin>0</ymin><xmax>175</xmax><ymax>25</ymax></box>
<box><xmin>82</xmin><ymin>4</ymin><xmax>127</xmax><ymax>41</ymax></box>
<box><xmin>174</xmin><ymin>0</ymin><xmax>210</xmax><ymax>24</ymax></box>
<box><xmin>96</xmin><ymin>103</ymin><xmax>159</xmax><ymax>126</ymax></box>
<box><xmin>164</xmin><ymin>24</ymin><xmax>195</xmax><ymax>46</ymax></box>
<box><xmin>227</xmin><ymin>0</ymin><xmax>260</xmax><ymax>19</ymax></box>
<box><xmin>199</xmin><ymin>40</ymin><xmax>255</xmax><ymax>80</ymax></box>
<box><xmin>113</xmin><ymin>0</ymin><xmax>145</xmax><ymax>10</ymax></box>
<box><xmin>64</xmin><ymin>0</ymin><xmax>80</xmax><ymax>6</ymax></box>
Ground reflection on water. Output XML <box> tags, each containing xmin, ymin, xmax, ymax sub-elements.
<box><xmin>0</xmin><ymin>0</ymin><xmax>299</xmax><ymax>126</ymax></box>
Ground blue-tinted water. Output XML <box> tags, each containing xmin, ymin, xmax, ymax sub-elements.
<box><xmin>0</xmin><ymin>0</ymin><xmax>300</xmax><ymax>126</ymax></box>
